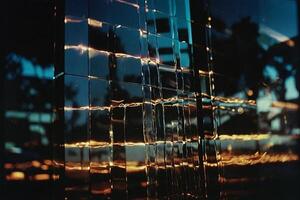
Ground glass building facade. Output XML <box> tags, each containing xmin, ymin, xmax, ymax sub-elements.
<box><xmin>1</xmin><ymin>0</ymin><xmax>300</xmax><ymax>199</ymax></box>
<box><xmin>54</xmin><ymin>0</ymin><xmax>207</xmax><ymax>199</ymax></box>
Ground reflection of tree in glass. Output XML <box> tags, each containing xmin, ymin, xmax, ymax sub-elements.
<box><xmin>65</xmin><ymin>25</ymin><xmax>135</xmax><ymax>143</ymax></box>
<box><xmin>64</xmin><ymin>84</ymin><xmax>84</xmax><ymax>142</ymax></box>
<box><xmin>212</xmin><ymin>17</ymin><xmax>265</xmax><ymax>99</ymax></box>
<box><xmin>1</xmin><ymin>0</ymin><xmax>54</xmax><ymax>199</ymax></box>
<box><xmin>264</xmin><ymin>36</ymin><xmax>299</xmax><ymax>101</ymax></box>
<box><xmin>212</xmin><ymin>15</ymin><xmax>300</xmax><ymax>132</ymax></box>
<box><xmin>213</xmin><ymin>16</ymin><xmax>299</xmax><ymax>103</ymax></box>
<box><xmin>1</xmin><ymin>0</ymin><xmax>53</xmax><ymax>155</ymax></box>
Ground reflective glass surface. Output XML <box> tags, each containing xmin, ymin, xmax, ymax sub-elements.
<box><xmin>53</xmin><ymin>0</ymin><xmax>300</xmax><ymax>199</ymax></box>
<box><xmin>206</xmin><ymin>0</ymin><xmax>300</xmax><ymax>199</ymax></box>
<box><xmin>57</xmin><ymin>0</ymin><xmax>204</xmax><ymax>199</ymax></box>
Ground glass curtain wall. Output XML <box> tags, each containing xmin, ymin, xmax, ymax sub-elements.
<box><xmin>54</xmin><ymin>0</ymin><xmax>300</xmax><ymax>199</ymax></box>
<box><xmin>54</xmin><ymin>0</ymin><xmax>208</xmax><ymax>199</ymax></box>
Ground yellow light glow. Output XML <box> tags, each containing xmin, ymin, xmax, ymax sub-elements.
<box><xmin>6</xmin><ymin>171</ymin><xmax>25</xmax><ymax>181</ymax></box>
<box><xmin>41</xmin><ymin>164</ymin><xmax>49</xmax><ymax>170</ymax></box>
<box><xmin>34</xmin><ymin>174</ymin><xmax>50</xmax><ymax>181</ymax></box>
<box><xmin>221</xmin><ymin>152</ymin><xmax>299</xmax><ymax>166</ymax></box>
<box><xmin>44</xmin><ymin>159</ymin><xmax>52</xmax><ymax>165</ymax></box>
<box><xmin>247</xmin><ymin>89</ymin><xmax>253</xmax><ymax>96</ymax></box>
<box><xmin>88</xmin><ymin>18</ymin><xmax>102</xmax><ymax>28</ymax></box>
<box><xmin>272</xmin><ymin>101</ymin><xmax>299</xmax><ymax>111</ymax></box>
<box><xmin>286</xmin><ymin>39</ymin><xmax>295</xmax><ymax>47</ymax></box>
<box><xmin>32</xmin><ymin>160</ymin><xmax>41</xmax><ymax>168</ymax></box>
<box><xmin>64</xmin><ymin>17</ymin><xmax>83</xmax><ymax>23</ymax></box>
<box><xmin>219</xmin><ymin>133</ymin><xmax>270</xmax><ymax>141</ymax></box>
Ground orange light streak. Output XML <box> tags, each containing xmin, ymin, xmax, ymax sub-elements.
<box><xmin>218</xmin><ymin>133</ymin><xmax>270</xmax><ymax>141</ymax></box>
<box><xmin>272</xmin><ymin>101</ymin><xmax>299</xmax><ymax>111</ymax></box>
<box><xmin>6</xmin><ymin>171</ymin><xmax>25</xmax><ymax>181</ymax></box>
<box><xmin>33</xmin><ymin>174</ymin><xmax>50</xmax><ymax>181</ymax></box>
<box><xmin>221</xmin><ymin>152</ymin><xmax>299</xmax><ymax>166</ymax></box>
<box><xmin>88</xmin><ymin>18</ymin><xmax>103</xmax><ymax>28</ymax></box>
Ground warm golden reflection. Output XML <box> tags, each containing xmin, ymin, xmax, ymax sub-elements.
<box><xmin>63</xmin><ymin>96</ymin><xmax>196</xmax><ymax>111</ymax></box>
<box><xmin>219</xmin><ymin>133</ymin><xmax>300</xmax><ymax>166</ymax></box>
<box><xmin>4</xmin><ymin>160</ymin><xmax>53</xmax><ymax>181</ymax></box>
<box><xmin>56</xmin><ymin>1</ymin><xmax>300</xmax><ymax>199</ymax></box>
<box><xmin>213</xmin><ymin>96</ymin><xmax>256</xmax><ymax>106</ymax></box>
<box><xmin>64</xmin><ymin>17</ymin><xmax>84</xmax><ymax>24</ymax></box>
<box><xmin>33</xmin><ymin>174</ymin><xmax>50</xmax><ymax>181</ymax></box>
<box><xmin>32</xmin><ymin>160</ymin><xmax>41</xmax><ymax>168</ymax></box>
<box><xmin>88</xmin><ymin>18</ymin><xmax>103</xmax><ymax>28</ymax></box>
<box><xmin>6</xmin><ymin>171</ymin><xmax>25</xmax><ymax>181</ymax></box>
<box><xmin>64</xmin><ymin>44</ymin><xmax>196</xmax><ymax>72</ymax></box>
<box><xmin>64</xmin><ymin>161</ymin><xmax>149</xmax><ymax>173</ymax></box>
<box><xmin>272</xmin><ymin>101</ymin><xmax>299</xmax><ymax>110</ymax></box>
<box><xmin>221</xmin><ymin>152</ymin><xmax>299</xmax><ymax>166</ymax></box>
<box><xmin>219</xmin><ymin>133</ymin><xmax>271</xmax><ymax>141</ymax></box>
